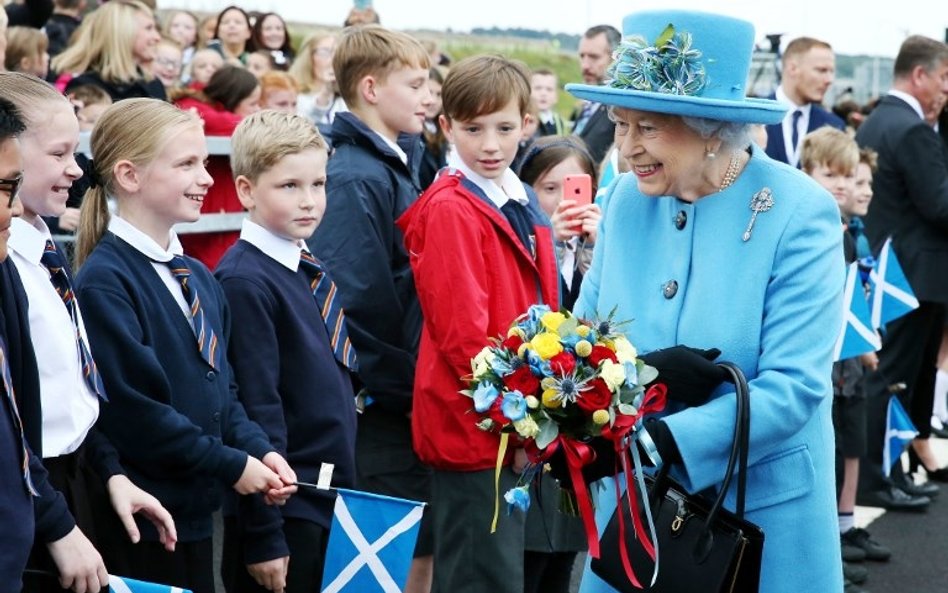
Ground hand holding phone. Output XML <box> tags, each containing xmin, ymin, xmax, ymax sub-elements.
<box><xmin>562</xmin><ymin>173</ymin><xmax>592</xmax><ymax>208</ymax></box>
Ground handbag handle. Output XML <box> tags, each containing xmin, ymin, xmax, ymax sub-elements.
<box><xmin>647</xmin><ymin>362</ymin><xmax>751</xmax><ymax>549</ymax></box>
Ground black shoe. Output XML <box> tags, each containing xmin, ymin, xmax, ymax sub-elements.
<box><xmin>844</xmin><ymin>578</ymin><xmax>868</xmax><ymax>593</ymax></box>
<box><xmin>930</xmin><ymin>424</ymin><xmax>948</xmax><ymax>439</ymax></box>
<box><xmin>896</xmin><ymin>473</ymin><xmax>940</xmax><ymax>497</ymax></box>
<box><xmin>908</xmin><ymin>448</ymin><xmax>948</xmax><ymax>482</ymax></box>
<box><xmin>842</xmin><ymin>527</ymin><xmax>891</xmax><ymax>562</ymax></box>
<box><xmin>843</xmin><ymin>561</ymin><xmax>868</xmax><ymax>585</ymax></box>
<box><xmin>841</xmin><ymin>534</ymin><xmax>867</xmax><ymax>562</ymax></box>
<box><xmin>856</xmin><ymin>486</ymin><xmax>930</xmax><ymax>511</ymax></box>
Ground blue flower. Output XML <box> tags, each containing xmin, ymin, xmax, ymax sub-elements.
<box><xmin>504</xmin><ymin>485</ymin><xmax>531</xmax><ymax>514</ymax></box>
<box><xmin>502</xmin><ymin>390</ymin><xmax>527</xmax><ymax>421</ymax></box>
<box><xmin>624</xmin><ymin>361</ymin><xmax>639</xmax><ymax>387</ymax></box>
<box><xmin>526</xmin><ymin>349</ymin><xmax>552</xmax><ymax>377</ymax></box>
<box><xmin>473</xmin><ymin>383</ymin><xmax>499</xmax><ymax>413</ymax></box>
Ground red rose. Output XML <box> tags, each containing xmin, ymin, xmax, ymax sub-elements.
<box><xmin>487</xmin><ymin>397</ymin><xmax>510</xmax><ymax>428</ymax></box>
<box><xmin>587</xmin><ymin>345</ymin><xmax>618</xmax><ymax>367</ymax></box>
<box><xmin>503</xmin><ymin>365</ymin><xmax>540</xmax><ymax>396</ymax></box>
<box><xmin>502</xmin><ymin>334</ymin><xmax>525</xmax><ymax>352</ymax></box>
<box><xmin>549</xmin><ymin>352</ymin><xmax>577</xmax><ymax>376</ymax></box>
<box><xmin>576</xmin><ymin>378</ymin><xmax>613</xmax><ymax>414</ymax></box>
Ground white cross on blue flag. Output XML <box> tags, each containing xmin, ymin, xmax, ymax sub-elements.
<box><xmin>109</xmin><ymin>575</ymin><xmax>190</xmax><ymax>593</ymax></box>
<box><xmin>868</xmin><ymin>237</ymin><xmax>919</xmax><ymax>329</ymax></box>
<box><xmin>834</xmin><ymin>262</ymin><xmax>881</xmax><ymax>361</ymax></box>
<box><xmin>883</xmin><ymin>396</ymin><xmax>918</xmax><ymax>477</ymax></box>
<box><xmin>321</xmin><ymin>488</ymin><xmax>425</xmax><ymax>593</ymax></box>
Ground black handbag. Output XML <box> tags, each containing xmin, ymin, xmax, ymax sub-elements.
<box><xmin>590</xmin><ymin>362</ymin><xmax>764</xmax><ymax>592</ymax></box>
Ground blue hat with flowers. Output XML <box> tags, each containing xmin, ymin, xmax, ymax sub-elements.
<box><xmin>566</xmin><ymin>10</ymin><xmax>786</xmax><ymax>124</ymax></box>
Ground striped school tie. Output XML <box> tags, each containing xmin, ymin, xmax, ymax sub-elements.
<box><xmin>299</xmin><ymin>250</ymin><xmax>358</xmax><ymax>372</ymax></box>
<box><xmin>0</xmin><ymin>336</ymin><xmax>38</xmax><ymax>495</ymax></box>
<box><xmin>40</xmin><ymin>240</ymin><xmax>107</xmax><ymax>400</ymax></box>
<box><xmin>164</xmin><ymin>255</ymin><xmax>221</xmax><ymax>370</ymax></box>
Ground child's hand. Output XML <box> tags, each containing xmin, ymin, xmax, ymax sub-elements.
<box><xmin>107</xmin><ymin>474</ymin><xmax>177</xmax><ymax>552</ymax></box>
<box><xmin>46</xmin><ymin>526</ymin><xmax>109</xmax><ymax>593</ymax></box>
<box><xmin>578</xmin><ymin>203</ymin><xmax>602</xmax><ymax>244</ymax></box>
<box><xmin>550</xmin><ymin>199</ymin><xmax>584</xmax><ymax>242</ymax></box>
<box><xmin>261</xmin><ymin>451</ymin><xmax>298</xmax><ymax>505</ymax></box>
<box><xmin>59</xmin><ymin>207</ymin><xmax>82</xmax><ymax>232</ymax></box>
<box><xmin>234</xmin><ymin>455</ymin><xmax>284</xmax><ymax>496</ymax></box>
<box><xmin>859</xmin><ymin>351</ymin><xmax>879</xmax><ymax>371</ymax></box>
<box><xmin>248</xmin><ymin>556</ymin><xmax>289</xmax><ymax>593</ymax></box>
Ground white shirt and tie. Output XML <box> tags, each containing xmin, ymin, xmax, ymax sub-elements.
<box><xmin>775</xmin><ymin>85</ymin><xmax>811</xmax><ymax>168</ymax></box>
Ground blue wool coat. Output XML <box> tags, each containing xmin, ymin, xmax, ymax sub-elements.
<box><xmin>576</xmin><ymin>145</ymin><xmax>845</xmax><ymax>593</ymax></box>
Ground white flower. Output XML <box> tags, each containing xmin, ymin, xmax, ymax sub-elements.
<box><xmin>600</xmin><ymin>359</ymin><xmax>627</xmax><ymax>391</ymax></box>
<box><xmin>513</xmin><ymin>416</ymin><xmax>540</xmax><ymax>439</ymax></box>
<box><xmin>472</xmin><ymin>347</ymin><xmax>497</xmax><ymax>377</ymax></box>
<box><xmin>613</xmin><ymin>336</ymin><xmax>638</xmax><ymax>364</ymax></box>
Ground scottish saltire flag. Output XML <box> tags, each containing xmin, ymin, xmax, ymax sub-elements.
<box><xmin>868</xmin><ymin>237</ymin><xmax>919</xmax><ymax>329</ymax></box>
<box><xmin>833</xmin><ymin>262</ymin><xmax>881</xmax><ymax>361</ymax></box>
<box><xmin>321</xmin><ymin>488</ymin><xmax>425</xmax><ymax>593</ymax></box>
<box><xmin>109</xmin><ymin>575</ymin><xmax>190</xmax><ymax>593</ymax></box>
<box><xmin>883</xmin><ymin>396</ymin><xmax>918</xmax><ymax>477</ymax></box>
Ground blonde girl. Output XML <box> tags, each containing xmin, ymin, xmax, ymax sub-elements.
<box><xmin>74</xmin><ymin>98</ymin><xmax>296</xmax><ymax>593</ymax></box>
<box><xmin>50</xmin><ymin>0</ymin><xmax>163</xmax><ymax>100</ymax></box>
<box><xmin>3</xmin><ymin>26</ymin><xmax>50</xmax><ymax>78</ymax></box>
<box><xmin>0</xmin><ymin>71</ymin><xmax>178</xmax><ymax>593</ymax></box>
<box><xmin>289</xmin><ymin>32</ymin><xmax>347</xmax><ymax>128</ymax></box>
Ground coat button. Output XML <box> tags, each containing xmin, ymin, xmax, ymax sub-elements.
<box><xmin>205</xmin><ymin>371</ymin><xmax>216</xmax><ymax>382</ymax></box>
<box><xmin>212</xmin><ymin>412</ymin><xmax>221</xmax><ymax>422</ymax></box>
<box><xmin>674</xmin><ymin>210</ymin><xmax>687</xmax><ymax>230</ymax></box>
<box><xmin>662</xmin><ymin>280</ymin><xmax>679</xmax><ymax>299</ymax></box>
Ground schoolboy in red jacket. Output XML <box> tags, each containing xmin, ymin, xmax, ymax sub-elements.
<box><xmin>397</xmin><ymin>55</ymin><xmax>559</xmax><ymax>593</ymax></box>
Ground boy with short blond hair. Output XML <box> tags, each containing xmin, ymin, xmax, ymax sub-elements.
<box><xmin>397</xmin><ymin>54</ymin><xmax>560</xmax><ymax>593</ymax></box>
<box><xmin>305</xmin><ymin>24</ymin><xmax>435</xmax><ymax>592</ymax></box>
<box><xmin>217</xmin><ymin>110</ymin><xmax>358</xmax><ymax>593</ymax></box>
<box><xmin>531</xmin><ymin>68</ymin><xmax>567</xmax><ymax>136</ymax></box>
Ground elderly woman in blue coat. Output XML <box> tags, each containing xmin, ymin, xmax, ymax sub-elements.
<box><xmin>568</xmin><ymin>10</ymin><xmax>845</xmax><ymax>593</ymax></box>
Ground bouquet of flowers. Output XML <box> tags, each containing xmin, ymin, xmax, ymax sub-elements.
<box><xmin>462</xmin><ymin>304</ymin><xmax>667</xmax><ymax>562</ymax></box>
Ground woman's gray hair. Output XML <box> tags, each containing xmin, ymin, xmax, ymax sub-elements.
<box><xmin>681</xmin><ymin>116</ymin><xmax>753</xmax><ymax>151</ymax></box>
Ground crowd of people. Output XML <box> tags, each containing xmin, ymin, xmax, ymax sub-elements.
<box><xmin>1</xmin><ymin>2</ymin><xmax>948</xmax><ymax>593</ymax></box>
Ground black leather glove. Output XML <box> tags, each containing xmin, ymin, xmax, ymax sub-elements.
<box><xmin>645</xmin><ymin>417</ymin><xmax>682</xmax><ymax>466</ymax></box>
<box><xmin>546</xmin><ymin>436</ymin><xmax>618</xmax><ymax>487</ymax></box>
<box><xmin>639</xmin><ymin>346</ymin><xmax>729</xmax><ymax>407</ymax></box>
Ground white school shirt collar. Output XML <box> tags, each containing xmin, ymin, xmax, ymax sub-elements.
<box><xmin>446</xmin><ymin>150</ymin><xmax>529</xmax><ymax>208</ymax></box>
<box><xmin>887</xmin><ymin>90</ymin><xmax>925</xmax><ymax>121</ymax></box>
<box><xmin>775</xmin><ymin>85</ymin><xmax>811</xmax><ymax>168</ymax></box>
<box><xmin>108</xmin><ymin>214</ymin><xmax>185</xmax><ymax>261</ymax></box>
<box><xmin>240</xmin><ymin>218</ymin><xmax>307</xmax><ymax>272</ymax></box>
<box><xmin>373</xmin><ymin>131</ymin><xmax>408</xmax><ymax>165</ymax></box>
<box><xmin>8</xmin><ymin>215</ymin><xmax>52</xmax><ymax>265</ymax></box>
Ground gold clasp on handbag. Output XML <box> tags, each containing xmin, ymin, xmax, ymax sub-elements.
<box><xmin>671</xmin><ymin>508</ymin><xmax>685</xmax><ymax>532</ymax></box>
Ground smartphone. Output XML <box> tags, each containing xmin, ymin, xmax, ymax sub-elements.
<box><xmin>562</xmin><ymin>173</ymin><xmax>592</xmax><ymax>207</ymax></box>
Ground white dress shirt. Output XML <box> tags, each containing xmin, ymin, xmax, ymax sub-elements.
<box><xmin>775</xmin><ymin>85</ymin><xmax>811</xmax><ymax>168</ymax></box>
<box><xmin>373</xmin><ymin>131</ymin><xmax>408</xmax><ymax>166</ymax></box>
<box><xmin>887</xmin><ymin>89</ymin><xmax>925</xmax><ymax>121</ymax></box>
<box><xmin>8</xmin><ymin>217</ymin><xmax>99</xmax><ymax>457</ymax></box>
<box><xmin>108</xmin><ymin>215</ymin><xmax>191</xmax><ymax>321</ymax></box>
<box><xmin>446</xmin><ymin>150</ymin><xmax>529</xmax><ymax>208</ymax></box>
<box><xmin>239</xmin><ymin>218</ymin><xmax>307</xmax><ymax>271</ymax></box>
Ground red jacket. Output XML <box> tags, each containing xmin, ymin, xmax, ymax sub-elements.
<box><xmin>397</xmin><ymin>171</ymin><xmax>559</xmax><ymax>471</ymax></box>
<box><xmin>173</xmin><ymin>95</ymin><xmax>243</xmax><ymax>269</ymax></box>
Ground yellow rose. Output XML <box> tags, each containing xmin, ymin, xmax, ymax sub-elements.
<box><xmin>513</xmin><ymin>416</ymin><xmax>540</xmax><ymax>438</ymax></box>
<box><xmin>541</xmin><ymin>311</ymin><xmax>567</xmax><ymax>332</ymax></box>
<box><xmin>530</xmin><ymin>332</ymin><xmax>564</xmax><ymax>360</ymax></box>
<box><xmin>525</xmin><ymin>395</ymin><xmax>540</xmax><ymax>409</ymax></box>
<box><xmin>575</xmin><ymin>340</ymin><xmax>593</xmax><ymax>357</ymax></box>
<box><xmin>613</xmin><ymin>336</ymin><xmax>638</xmax><ymax>364</ymax></box>
<box><xmin>575</xmin><ymin>325</ymin><xmax>591</xmax><ymax>338</ymax></box>
<box><xmin>542</xmin><ymin>388</ymin><xmax>562</xmax><ymax>408</ymax></box>
<box><xmin>592</xmin><ymin>409</ymin><xmax>610</xmax><ymax>425</ymax></box>
<box><xmin>600</xmin><ymin>359</ymin><xmax>626</xmax><ymax>391</ymax></box>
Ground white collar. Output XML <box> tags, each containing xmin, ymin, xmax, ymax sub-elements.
<box><xmin>446</xmin><ymin>150</ymin><xmax>528</xmax><ymax>209</ymax></box>
<box><xmin>9</xmin><ymin>216</ymin><xmax>53</xmax><ymax>265</ymax></box>
<box><xmin>373</xmin><ymin>131</ymin><xmax>407</xmax><ymax>165</ymax></box>
<box><xmin>108</xmin><ymin>214</ymin><xmax>183</xmax><ymax>262</ymax></box>
<box><xmin>887</xmin><ymin>89</ymin><xmax>925</xmax><ymax>121</ymax></box>
<box><xmin>775</xmin><ymin>85</ymin><xmax>812</xmax><ymax>116</ymax></box>
<box><xmin>239</xmin><ymin>218</ymin><xmax>307</xmax><ymax>272</ymax></box>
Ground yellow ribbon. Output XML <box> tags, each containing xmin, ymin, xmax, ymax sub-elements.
<box><xmin>490</xmin><ymin>432</ymin><xmax>510</xmax><ymax>534</ymax></box>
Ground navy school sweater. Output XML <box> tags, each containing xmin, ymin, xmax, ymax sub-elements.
<box><xmin>216</xmin><ymin>239</ymin><xmax>356</xmax><ymax>562</ymax></box>
<box><xmin>75</xmin><ymin>233</ymin><xmax>274</xmax><ymax>542</ymax></box>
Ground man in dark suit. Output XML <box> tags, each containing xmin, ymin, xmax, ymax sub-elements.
<box><xmin>855</xmin><ymin>35</ymin><xmax>948</xmax><ymax>511</ymax></box>
<box><xmin>765</xmin><ymin>37</ymin><xmax>844</xmax><ymax>167</ymax></box>
<box><xmin>570</xmin><ymin>25</ymin><xmax>620</xmax><ymax>166</ymax></box>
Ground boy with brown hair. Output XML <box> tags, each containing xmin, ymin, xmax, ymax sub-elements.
<box><xmin>305</xmin><ymin>24</ymin><xmax>435</xmax><ymax>593</ymax></box>
<box><xmin>397</xmin><ymin>54</ymin><xmax>560</xmax><ymax>593</ymax></box>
